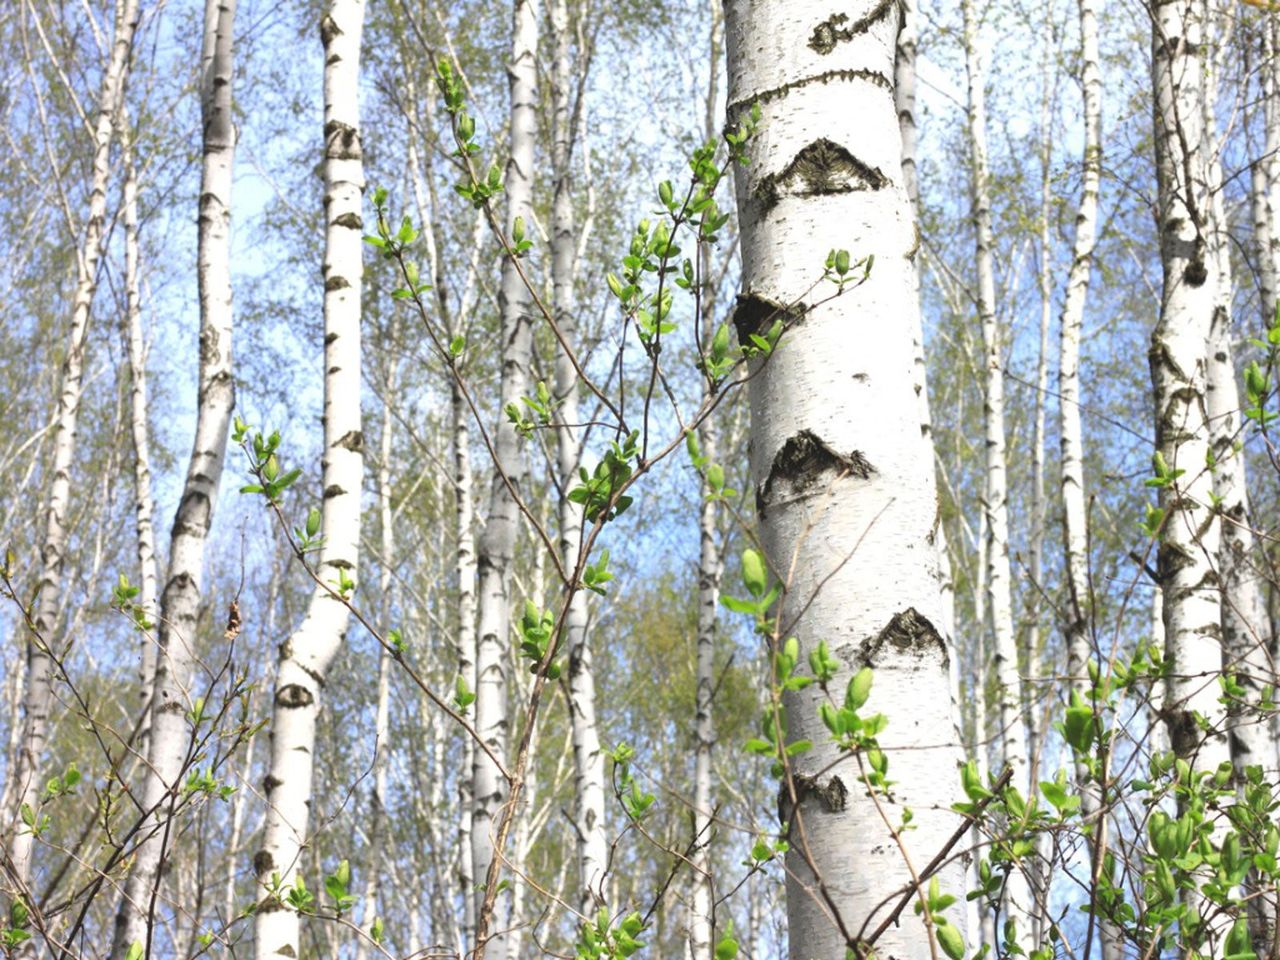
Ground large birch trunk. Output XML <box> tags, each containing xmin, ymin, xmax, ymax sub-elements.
<box><xmin>723</xmin><ymin>2</ymin><xmax>967</xmax><ymax>956</ymax></box>
<box><xmin>471</xmin><ymin>2</ymin><xmax>538</xmax><ymax>955</ymax></box>
<box><xmin>111</xmin><ymin>0</ymin><xmax>237</xmax><ymax>951</ymax></box>
<box><xmin>8</xmin><ymin>0</ymin><xmax>140</xmax><ymax>892</ymax></box>
<box><xmin>253</xmin><ymin>0</ymin><xmax>365</xmax><ymax>954</ymax></box>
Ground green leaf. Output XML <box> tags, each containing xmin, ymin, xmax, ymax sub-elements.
<box><xmin>741</xmin><ymin>549</ymin><xmax>767</xmax><ymax>598</ymax></box>
<box><xmin>846</xmin><ymin>667</ymin><xmax>873</xmax><ymax>711</ymax></box>
<box><xmin>935</xmin><ymin>919</ymin><xmax>965</xmax><ymax>960</ymax></box>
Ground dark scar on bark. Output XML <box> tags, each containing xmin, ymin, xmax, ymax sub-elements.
<box><xmin>756</xmin><ymin>430</ymin><xmax>875</xmax><ymax>516</ymax></box>
<box><xmin>731</xmin><ymin>292</ymin><xmax>807</xmax><ymax>344</ymax></box>
<box><xmin>777</xmin><ymin>773</ymin><xmax>849</xmax><ymax>824</ymax></box>
<box><xmin>754</xmin><ymin>139</ymin><xmax>888</xmax><ymax>213</ymax></box>
<box><xmin>808</xmin><ymin>0</ymin><xmax>896</xmax><ymax>55</ymax></box>
<box><xmin>856</xmin><ymin>608</ymin><xmax>948</xmax><ymax>668</ymax></box>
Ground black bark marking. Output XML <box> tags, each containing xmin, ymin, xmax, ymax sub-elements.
<box><xmin>731</xmin><ymin>292</ymin><xmax>806</xmax><ymax>344</ymax></box>
<box><xmin>253</xmin><ymin>850</ymin><xmax>275</xmax><ymax>876</ymax></box>
<box><xmin>323</xmin><ymin>121</ymin><xmax>362</xmax><ymax>161</ymax></box>
<box><xmin>334</xmin><ymin>429</ymin><xmax>362</xmax><ymax>451</ymax></box>
<box><xmin>757</xmin><ymin>430</ymin><xmax>875</xmax><ymax>516</ymax></box>
<box><xmin>856</xmin><ymin>608</ymin><xmax>948</xmax><ymax>667</ymax></box>
<box><xmin>755</xmin><ymin>139</ymin><xmax>888</xmax><ymax>213</ymax></box>
<box><xmin>777</xmin><ymin>773</ymin><xmax>848</xmax><ymax>824</ymax></box>
<box><xmin>319</xmin><ymin>14</ymin><xmax>340</xmax><ymax>46</ymax></box>
<box><xmin>275</xmin><ymin>683</ymin><xmax>314</xmax><ymax>708</ymax></box>
<box><xmin>725</xmin><ymin>68</ymin><xmax>891</xmax><ymax>123</ymax></box>
<box><xmin>1163</xmin><ymin>707</ymin><xmax>1201</xmax><ymax>758</ymax></box>
<box><xmin>808</xmin><ymin>1</ymin><xmax>896</xmax><ymax>55</ymax></box>
<box><xmin>324</xmin><ymin>275</ymin><xmax>350</xmax><ymax>291</ymax></box>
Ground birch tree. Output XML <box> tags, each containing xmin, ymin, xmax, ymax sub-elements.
<box><xmin>959</xmin><ymin>6</ymin><xmax>1030</xmax><ymax>931</ymax></box>
<box><xmin>1201</xmin><ymin>10</ymin><xmax>1271</xmax><ymax>783</ymax></box>
<box><xmin>1251</xmin><ymin>15</ymin><xmax>1277</xmax><ymax>330</ymax></box>
<box><xmin>121</xmin><ymin>126</ymin><xmax>160</xmax><ymax>737</ymax></box>
<box><xmin>7</xmin><ymin>0</ymin><xmax>140</xmax><ymax>892</ymax></box>
<box><xmin>690</xmin><ymin>8</ymin><xmax>725</xmax><ymax>957</ymax></box>
<box><xmin>1059</xmin><ymin>0</ymin><xmax>1103</xmax><ymax>717</ymax></box>
<box><xmin>253</xmin><ymin>0</ymin><xmax>366</xmax><ymax>954</ymax></box>
<box><xmin>1149</xmin><ymin>0</ymin><xmax>1229</xmax><ymax>776</ymax></box>
<box><xmin>110</xmin><ymin>0</ymin><xmax>237</xmax><ymax>949</ymax></box>
<box><xmin>470</xmin><ymin>2</ymin><xmax>538</xmax><ymax>953</ymax></box>
<box><xmin>723</xmin><ymin>2</ymin><xmax>966</xmax><ymax>956</ymax></box>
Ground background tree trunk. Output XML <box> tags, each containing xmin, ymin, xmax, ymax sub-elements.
<box><xmin>111</xmin><ymin>0</ymin><xmax>237</xmax><ymax>950</ymax></box>
<box><xmin>253</xmin><ymin>0</ymin><xmax>366</xmax><ymax>954</ymax></box>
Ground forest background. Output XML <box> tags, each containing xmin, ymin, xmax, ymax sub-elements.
<box><xmin>2</xmin><ymin>0</ymin><xmax>1279</xmax><ymax>958</ymax></box>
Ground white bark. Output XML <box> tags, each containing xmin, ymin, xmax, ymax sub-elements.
<box><xmin>121</xmin><ymin>126</ymin><xmax>161</xmax><ymax>741</ymax></box>
<box><xmin>1059</xmin><ymin>0</ymin><xmax>1103</xmax><ymax>706</ymax></box>
<box><xmin>691</xmin><ymin>12</ymin><xmax>725</xmax><ymax>958</ymax></box>
<box><xmin>8</xmin><ymin>0</ymin><xmax>140</xmax><ymax>892</ymax></box>
<box><xmin>961</xmin><ymin>0</ymin><xmax>1028</xmax><ymax>796</ymax></box>
<box><xmin>471</xmin><ymin>2</ymin><xmax>538</xmax><ymax>954</ymax></box>
<box><xmin>253</xmin><ymin>0</ymin><xmax>365</xmax><ymax>954</ymax></box>
<box><xmin>1055</xmin><ymin>8</ymin><xmax>1121</xmax><ymax>957</ymax></box>
<box><xmin>549</xmin><ymin>0</ymin><xmax>607</xmax><ymax>919</ymax></box>
<box><xmin>1202</xmin><ymin>23</ymin><xmax>1271</xmax><ymax>785</ymax></box>
<box><xmin>354</xmin><ymin>355</ymin><xmax>397</xmax><ymax>960</ymax></box>
<box><xmin>723</xmin><ymin>2</ymin><xmax>967</xmax><ymax>956</ymax></box>
<box><xmin>1254</xmin><ymin>18</ymin><xmax>1279</xmax><ymax>330</ymax></box>
<box><xmin>111</xmin><ymin>0</ymin><xmax>237</xmax><ymax>951</ymax></box>
<box><xmin>1150</xmin><ymin>0</ymin><xmax>1229</xmax><ymax>776</ymax></box>
<box><xmin>960</xmin><ymin>4</ymin><xmax>1031</xmax><ymax>934</ymax></box>
<box><xmin>897</xmin><ymin>0</ymin><xmax>956</xmax><ymax>643</ymax></box>
<box><xmin>406</xmin><ymin>83</ymin><xmax>481</xmax><ymax>949</ymax></box>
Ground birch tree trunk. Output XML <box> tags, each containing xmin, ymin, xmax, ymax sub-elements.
<box><xmin>1251</xmin><ymin>14</ymin><xmax>1277</xmax><ymax>330</ymax></box>
<box><xmin>1057</xmin><ymin>7</ymin><xmax>1121</xmax><ymax>957</ymax></box>
<box><xmin>111</xmin><ymin>0</ymin><xmax>237</xmax><ymax>950</ymax></box>
<box><xmin>1059</xmin><ymin>0</ymin><xmax>1102</xmax><ymax>715</ymax></box>
<box><xmin>1202</xmin><ymin>13</ymin><xmax>1271</xmax><ymax>784</ymax></box>
<box><xmin>897</xmin><ymin>0</ymin><xmax>956</xmax><ymax>642</ymax></box>
<box><xmin>406</xmin><ymin>81</ymin><xmax>482</xmax><ymax>948</ymax></box>
<box><xmin>354</xmin><ymin>353</ymin><xmax>397</xmax><ymax>960</ymax></box>
<box><xmin>549</xmin><ymin>0</ymin><xmax>608</xmax><ymax>919</ymax></box>
<box><xmin>960</xmin><ymin>1</ymin><xmax>1031</xmax><ymax>930</ymax></box>
<box><xmin>1150</xmin><ymin>0</ymin><xmax>1229</xmax><ymax>776</ymax></box>
<box><xmin>253</xmin><ymin>0</ymin><xmax>365</xmax><ymax>954</ymax></box>
<box><xmin>690</xmin><ymin>9</ymin><xmax>725</xmax><ymax>957</ymax></box>
<box><xmin>121</xmin><ymin>126</ymin><xmax>161</xmax><ymax>741</ymax></box>
<box><xmin>723</xmin><ymin>3</ymin><xmax>967</xmax><ymax>956</ymax></box>
<box><xmin>471</xmin><ymin>2</ymin><xmax>538</xmax><ymax>954</ymax></box>
<box><xmin>7</xmin><ymin>0</ymin><xmax>140</xmax><ymax>893</ymax></box>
